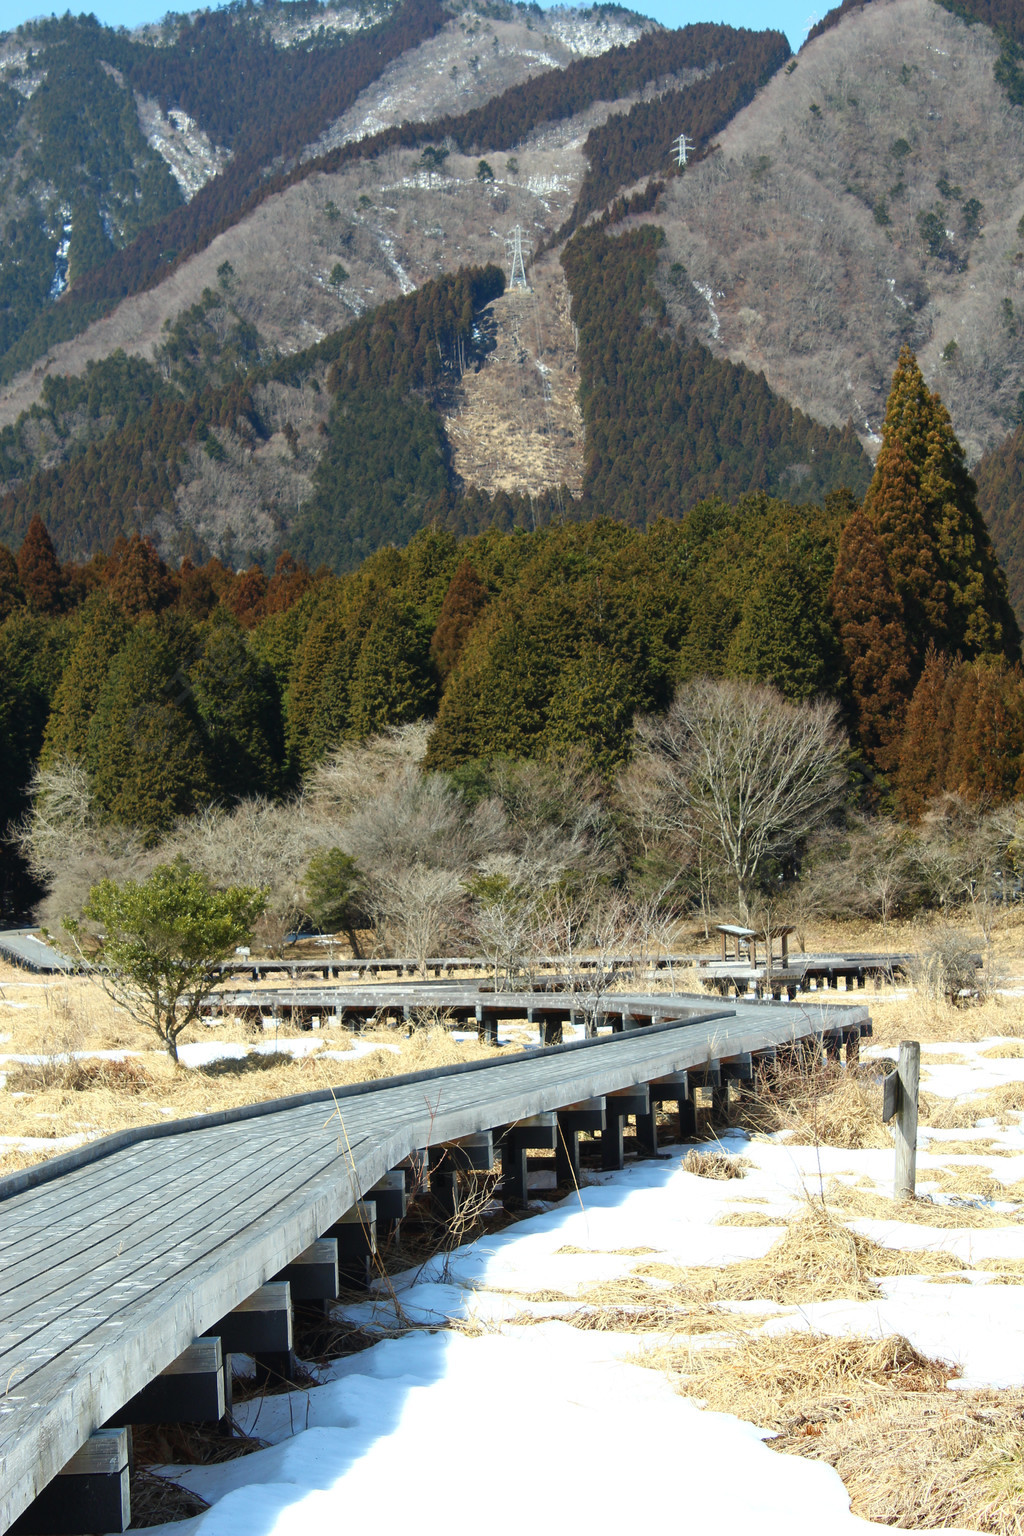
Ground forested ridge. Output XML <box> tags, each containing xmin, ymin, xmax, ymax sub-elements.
<box><xmin>0</xmin><ymin>201</ymin><xmax>870</xmax><ymax>570</ymax></box>
<box><xmin>0</xmin><ymin>11</ymin><xmax>786</xmax><ymax>385</ymax></box>
<box><xmin>564</xmin><ymin>28</ymin><xmax>789</xmax><ymax>232</ymax></box>
<box><xmin>562</xmin><ymin>221</ymin><xmax>870</xmax><ymax>515</ymax></box>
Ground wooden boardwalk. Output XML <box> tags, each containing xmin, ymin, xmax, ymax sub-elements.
<box><xmin>208</xmin><ymin>952</ymin><xmax>700</xmax><ymax>982</ymax></box>
<box><xmin>0</xmin><ymin>991</ymin><xmax>870</xmax><ymax>1535</ymax></box>
<box><xmin>202</xmin><ymin>983</ymin><xmax>721</xmax><ymax>1038</ymax></box>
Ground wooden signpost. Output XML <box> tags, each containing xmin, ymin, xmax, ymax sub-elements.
<box><xmin>882</xmin><ymin>1040</ymin><xmax>920</xmax><ymax>1200</ymax></box>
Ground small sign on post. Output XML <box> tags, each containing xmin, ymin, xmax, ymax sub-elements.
<box><xmin>882</xmin><ymin>1040</ymin><xmax>920</xmax><ymax>1200</ymax></box>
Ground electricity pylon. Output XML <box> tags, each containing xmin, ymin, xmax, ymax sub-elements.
<box><xmin>505</xmin><ymin>224</ymin><xmax>531</xmax><ymax>289</ymax></box>
<box><xmin>671</xmin><ymin>132</ymin><xmax>694</xmax><ymax>167</ymax></box>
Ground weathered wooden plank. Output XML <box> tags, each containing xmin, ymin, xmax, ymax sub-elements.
<box><xmin>0</xmin><ymin>1118</ymin><xmax>337</xmax><ymax>1302</ymax></box>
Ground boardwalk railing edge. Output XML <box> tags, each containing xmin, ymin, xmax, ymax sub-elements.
<box><xmin>0</xmin><ymin>1005</ymin><xmax>759</xmax><ymax>1203</ymax></box>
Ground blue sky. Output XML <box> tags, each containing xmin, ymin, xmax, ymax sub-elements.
<box><xmin>1</xmin><ymin>0</ymin><xmax>819</xmax><ymax>51</ymax></box>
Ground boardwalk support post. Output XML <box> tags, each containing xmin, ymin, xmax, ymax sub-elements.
<box><xmin>649</xmin><ymin>1073</ymin><xmax>695</xmax><ymax>1140</ymax></box>
<box><xmin>106</xmin><ymin>1338</ymin><xmax>225</xmax><ymax>1426</ymax></box>
<box><xmin>502</xmin><ymin>1114</ymin><xmax>557</xmax><ymax>1207</ymax></box>
<box><xmin>602</xmin><ymin>1086</ymin><xmax>649</xmax><ymax>1170</ymax></box>
<box><xmin>207</xmin><ymin>1281</ymin><xmax>296</xmax><ymax>1389</ymax></box>
<box><xmin>326</xmin><ymin>1201</ymin><xmax>377</xmax><ymax>1289</ymax></box>
<box><xmin>10</xmin><ymin>1429</ymin><xmax>131</xmax><ymax>1535</ymax></box>
<box><xmin>556</xmin><ymin>1098</ymin><xmax>605</xmax><ymax>1183</ymax></box>
<box><xmin>275</xmin><ymin>1239</ymin><xmax>340</xmax><ymax>1305</ymax></box>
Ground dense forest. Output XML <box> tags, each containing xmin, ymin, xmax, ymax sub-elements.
<box><xmin>563</xmin><ymin>28</ymin><xmax>789</xmax><ymax>232</ymax></box>
<box><xmin>0</xmin><ymin>0</ymin><xmax>448</xmax><ymax>382</ymax></box>
<box><xmin>562</xmin><ymin>221</ymin><xmax>870</xmax><ymax>516</ymax></box>
<box><xmin>1</xmin><ymin>337</ymin><xmax>1020</xmax><ymax>918</ymax></box>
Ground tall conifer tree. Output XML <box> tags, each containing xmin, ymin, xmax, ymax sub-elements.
<box><xmin>349</xmin><ymin>595</ymin><xmax>436</xmax><ymax>737</ymax></box>
<box><xmin>17</xmin><ymin>515</ymin><xmax>63</xmax><ymax>615</ymax></box>
<box><xmin>42</xmin><ymin>597</ymin><xmax>131</xmax><ymax>768</ymax></box>
<box><xmin>829</xmin><ymin>504</ymin><xmax>912</xmax><ymax>769</ymax></box>
<box><xmin>87</xmin><ymin>626</ymin><xmax>211</xmax><ymax>836</ymax></box>
<box><xmin>285</xmin><ymin>607</ymin><xmax>356</xmax><ymax>771</ymax></box>
<box><xmin>864</xmin><ymin>347</ymin><xmax>1020</xmax><ymax>665</ymax></box>
<box><xmin>0</xmin><ymin>545</ymin><xmax>22</xmax><ymax>622</ymax></box>
<box><xmin>896</xmin><ymin>646</ymin><xmax>954</xmax><ymax>817</ymax></box>
<box><xmin>430</xmin><ymin>559</ymin><xmax>489</xmax><ymax>682</ymax></box>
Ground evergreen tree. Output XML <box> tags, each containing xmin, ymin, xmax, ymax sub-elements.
<box><xmin>730</xmin><ymin>546</ymin><xmax>842</xmax><ymax>702</ymax></box>
<box><xmin>544</xmin><ymin>646</ymin><xmax>635</xmax><ymax>775</ymax></box>
<box><xmin>430</xmin><ymin>558</ymin><xmax>489</xmax><ymax>681</ymax></box>
<box><xmin>863</xmin><ymin>433</ymin><xmax>942</xmax><ymax>660</ymax></box>
<box><xmin>107</xmin><ymin>534</ymin><xmax>175</xmax><ymax>617</ymax></box>
<box><xmin>87</xmin><ymin>624</ymin><xmax>212</xmax><ymax>836</ymax></box>
<box><xmin>285</xmin><ymin>605</ymin><xmax>357</xmax><ymax>771</ymax></box>
<box><xmin>226</xmin><ymin>566</ymin><xmax>269</xmax><ymax>628</ymax></box>
<box><xmin>42</xmin><ymin>596</ymin><xmax>131</xmax><ymax>767</ymax></box>
<box><xmin>16</xmin><ymin>514</ymin><xmax>62</xmax><ymax>614</ymax></box>
<box><xmin>188</xmin><ymin>616</ymin><xmax>285</xmax><ymax>800</ymax></box>
<box><xmin>864</xmin><ymin>347</ymin><xmax>1020</xmax><ymax>664</ymax></box>
<box><xmin>425</xmin><ymin>604</ymin><xmax>554</xmax><ymax>769</ymax></box>
<box><xmin>349</xmin><ymin>594</ymin><xmax>436</xmax><ymax>737</ymax></box>
<box><xmin>0</xmin><ymin>609</ymin><xmax>63</xmax><ymax>816</ymax></box>
<box><xmin>945</xmin><ymin>659</ymin><xmax>1024</xmax><ymax>804</ymax></box>
<box><xmin>829</xmin><ymin>503</ymin><xmax>913</xmax><ymax>769</ymax></box>
<box><xmin>0</xmin><ymin>544</ymin><xmax>22</xmax><ymax>621</ymax></box>
<box><xmin>896</xmin><ymin>646</ymin><xmax>954</xmax><ymax>817</ymax></box>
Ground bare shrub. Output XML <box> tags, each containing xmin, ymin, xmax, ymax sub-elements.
<box><xmin>17</xmin><ymin>760</ymin><xmax>154</xmax><ymax>928</ymax></box>
<box><xmin>911</xmin><ymin>929</ymin><xmax>985</xmax><ymax>1005</ymax></box>
<box><xmin>304</xmin><ymin>724</ymin><xmax>432</xmax><ymax>821</ymax></box>
<box><xmin>166</xmin><ymin>797</ymin><xmax>334</xmax><ymax>953</ymax></box>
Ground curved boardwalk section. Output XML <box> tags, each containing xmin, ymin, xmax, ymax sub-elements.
<box><xmin>0</xmin><ymin>993</ymin><xmax>870</xmax><ymax>1535</ymax></box>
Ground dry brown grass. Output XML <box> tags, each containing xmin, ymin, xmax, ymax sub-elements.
<box><xmin>823</xmin><ymin>1177</ymin><xmax>1022</xmax><ymax>1229</ymax></box>
<box><xmin>630</xmin><ymin>1205</ymin><xmax>964</xmax><ymax>1305</ymax></box>
<box><xmin>932</xmin><ymin>1163</ymin><xmax>1010</xmax><ymax>1201</ymax></box>
<box><xmin>868</xmin><ymin>991</ymin><xmax>1024</xmax><ymax>1048</ymax></box>
<box><xmin>714</xmin><ymin>1209</ymin><xmax>788</xmax><ymax>1227</ymax></box>
<box><xmin>925</xmin><ymin>1137</ymin><xmax>1005</xmax><ymax>1155</ymax></box>
<box><xmin>639</xmin><ymin>1328</ymin><xmax>1024</xmax><ymax>1533</ymax></box>
<box><xmin>972</xmin><ymin>1259</ymin><xmax>1024</xmax><ymax>1285</ymax></box>
<box><xmin>631</xmin><ymin>1330</ymin><xmax>1024</xmax><ymax>1531</ymax></box>
<box><xmin>736</xmin><ymin>1054</ymin><xmax>892</xmax><ymax>1150</ymax></box>
<box><xmin>922</xmin><ymin>1080</ymin><xmax>1024</xmax><ymax>1130</ymax></box>
<box><xmin>554</xmin><ymin>1245</ymin><xmax>658</xmax><ymax>1256</ymax></box>
<box><xmin>0</xmin><ymin>1025</ymin><xmax>502</xmax><ymax>1167</ymax></box>
<box><xmin>682</xmin><ymin>1149</ymin><xmax>750</xmax><ymax>1180</ymax></box>
<box><xmin>982</xmin><ymin>1041</ymin><xmax>1024</xmax><ymax>1058</ymax></box>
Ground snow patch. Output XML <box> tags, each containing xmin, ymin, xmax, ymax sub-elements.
<box><xmin>136</xmin><ymin>96</ymin><xmax>230</xmax><ymax>201</ymax></box>
<box><xmin>695</xmin><ymin>281</ymin><xmax>721</xmax><ymax>340</ymax></box>
<box><xmin>542</xmin><ymin>10</ymin><xmax>645</xmax><ymax>58</ymax></box>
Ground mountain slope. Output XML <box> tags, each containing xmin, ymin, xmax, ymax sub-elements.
<box><xmin>628</xmin><ymin>0</ymin><xmax>1024</xmax><ymax>463</ymax></box>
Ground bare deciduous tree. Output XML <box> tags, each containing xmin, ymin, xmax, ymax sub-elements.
<box><xmin>634</xmin><ymin>679</ymin><xmax>849</xmax><ymax>921</ymax></box>
<box><xmin>15</xmin><ymin>760</ymin><xmax>153</xmax><ymax>929</ymax></box>
<box><xmin>366</xmin><ymin>864</ymin><xmax>467</xmax><ymax>977</ymax></box>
